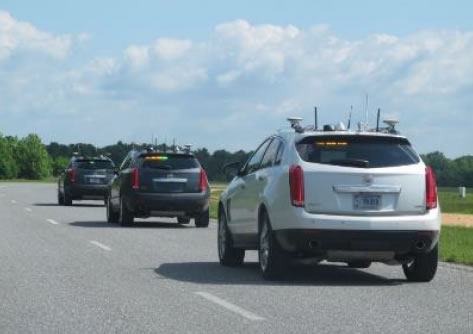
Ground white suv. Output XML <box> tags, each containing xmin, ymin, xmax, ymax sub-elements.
<box><xmin>218</xmin><ymin>119</ymin><xmax>440</xmax><ymax>281</ymax></box>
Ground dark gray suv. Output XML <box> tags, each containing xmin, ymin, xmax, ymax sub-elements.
<box><xmin>58</xmin><ymin>156</ymin><xmax>116</xmax><ymax>206</ymax></box>
<box><xmin>107</xmin><ymin>150</ymin><xmax>210</xmax><ymax>227</ymax></box>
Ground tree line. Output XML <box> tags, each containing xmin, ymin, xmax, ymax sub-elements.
<box><xmin>1</xmin><ymin>133</ymin><xmax>472</xmax><ymax>185</ymax></box>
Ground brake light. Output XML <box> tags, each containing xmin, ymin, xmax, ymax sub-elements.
<box><xmin>200</xmin><ymin>169</ymin><xmax>208</xmax><ymax>192</ymax></box>
<box><xmin>69</xmin><ymin>169</ymin><xmax>75</xmax><ymax>183</ymax></box>
<box><xmin>289</xmin><ymin>165</ymin><xmax>304</xmax><ymax>207</ymax></box>
<box><xmin>426</xmin><ymin>166</ymin><xmax>437</xmax><ymax>210</ymax></box>
<box><xmin>132</xmin><ymin>168</ymin><xmax>139</xmax><ymax>190</ymax></box>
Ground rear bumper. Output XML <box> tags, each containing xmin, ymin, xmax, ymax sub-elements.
<box><xmin>127</xmin><ymin>191</ymin><xmax>209</xmax><ymax>217</ymax></box>
<box><xmin>70</xmin><ymin>184</ymin><xmax>108</xmax><ymax>199</ymax></box>
<box><xmin>274</xmin><ymin>229</ymin><xmax>439</xmax><ymax>258</ymax></box>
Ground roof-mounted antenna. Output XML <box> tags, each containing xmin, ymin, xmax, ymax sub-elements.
<box><xmin>347</xmin><ymin>105</ymin><xmax>353</xmax><ymax>130</ymax></box>
<box><xmin>314</xmin><ymin>106</ymin><xmax>318</xmax><ymax>130</ymax></box>
<box><xmin>376</xmin><ymin>108</ymin><xmax>381</xmax><ymax>132</ymax></box>
<box><xmin>287</xmin><ymin>117</ymin><xmax>304</xmax><ymax>133</ymax></box>
<box><xmin>365</xmin><ymin>93</ymin><xmax>369</xmax><ymax>131</ymax></box>
<box><xmin>383</xmin><ymin>119</ymin><xmax>399</xmax><ymax>134</ymax></box>
<box><xmin>184</xmin><ymin>144</ymin><xmax>193</xmax><ymax>153</ymax></box>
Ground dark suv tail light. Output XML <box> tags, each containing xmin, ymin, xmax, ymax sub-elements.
<box><xmin>132</xmin><ymin>168</ymin><xmax>139</xmax><ymax>190</ymax></box>
<box><xmin>200</xmin><ymin>169</ymin><xmax>208</xmax><ymax>192</ymax></box>
<box><xmin>289</xmin><ymin>165</ymin><xmax>304</xmax><ymax>207</ymax></box>
<box><xmin>69</xmin><ymin>169</ymin><xmax>75</xmax><ymax>183</ymax></box>
<box><xmin>426</xmin><ymin>166</ymin><xmax>437</xmax><ymax>210</ymax></box>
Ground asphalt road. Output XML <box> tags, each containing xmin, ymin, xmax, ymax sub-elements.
<box><xmin>1</xmin><ymin>183</ymin><xmax>472</xmax><ymax>334</ymax></box>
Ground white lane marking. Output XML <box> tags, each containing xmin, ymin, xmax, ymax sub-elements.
<box><xmin>195</xmin><ymin>292</ymin><xmax>265</xmax><ymax>321</ymax></box>
<box><xmin>47</xmin><ymin>219</ymin><xmax>59</xmax><ymax>225</ymax></box>
<box><xmin>11</xmin><ymin>200</ymin><xmax>17</xmax><ymax>204</ymax></box>
<box><xmin>25</xmin><ymin>208</ymin><xmax>32</xmax><ymax>212</ymax></box>
<box><xmin>90</xmin><ymin>240</ymin><xmax>111</xmax><ymax>251</ymax></box>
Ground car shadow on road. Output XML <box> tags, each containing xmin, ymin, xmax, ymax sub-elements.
<box><xmin>154</xmin><ymin>262</ymin><xmax>405</xmax><ymax>286</ymax></box>
<box><xmin>34</xmin><ymin>202</ymin><xmax>104</xmax><ymax>208</ymax></box>
<box><xmin>69</xmin><ymin>220</ymin><xmax>190</xmax><ymax>229</ymax></box>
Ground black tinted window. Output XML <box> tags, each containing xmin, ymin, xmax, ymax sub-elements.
<box><xmin>140</xmin><ymin>154</ymin><xmax>199</xmax><ymax>170</ymax></box>
<box><xmin>75</xmin><ymin>160</ymin><xmax>115</xmax><ymax>169</ymax></box>
<box><xmin>260</xmin><ymin>138</ymin><xmax>281</xmax><ymax>169</ymax></box>
<box><xmin>296</xmin><ymin>135</ymin><xmax>420</xmax><ymax>168</ymax></box>
<box><xmin>245</xmin><ymin>139</ymin><xmax>271</xmax><ymax>174</ymax></box>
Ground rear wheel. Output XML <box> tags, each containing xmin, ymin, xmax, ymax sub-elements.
<box><xmin>119</xmin><ymin>197</ymin><xmax>134</xmax><ymax>226</ymax></box>
<box><xmin>64</xmin><ymin>192</ymin><xmax>72</xmax><ymax>206</ymax></box>
<box><xmin>403</xmin><ymin>244</ymin><xmax>438</xmax><ymax>282</ymax></box>
<box><xmin>177</xmin><ymin>217</ymin><xmax>191</xmax><ymax>224</ymax></box>
<box><xmin>58</xmin><ymin>190</ymin><xmax>64</xmax><ymax>205</ymax></box>
<box><xmin>218</xmin><ymin>210</ymin><xmax>244</xmax><ymax>266</ymax></box>
<box><xmin>259</xmin><ymin>212</ymin><xmax>286</xmax><ymax>280</ymax></box>
<box><xmin>106</xmin><ymin>195</ymin><xmax>119</xmax><ymax>223</ymax></box>
<box><xmin>195</xmin><ymin>209</ymin><xmax>209</xmax><ymax>228</ymax></box>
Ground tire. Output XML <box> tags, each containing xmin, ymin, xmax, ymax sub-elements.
<box><xmin>259</xmin><ymin>211</ymin><xmax>286</xmax><ymax>280</ymax></box>
<box><xmin>106</xmin><ymin>195</ymin><xmax>119</xmax><ymax>223</ymax></box>
<box><xmin>218</xmin><ymin>210</ymin><xmax>245</xmax><ymax>266</ymax></box>
<box><xmin>348</xmin><ymin>261</ymin><xmax>372</xmax><ymax>269</ymax></box>
<box><xmin>64</xmin><ymin>192</ymin><xmax>72</xmax><ymax>206</ymax></box>
<box><xmin>119</xmin><ymin>196</ymin><xmax>134</xmax><ymax>226</ymax></box>
<box><xmin>177</xmin><ymin>217</ymin><xmax>191</xmax><ymax>224</ymax></box>
<box><xmin>195</xmin><ymin>209</ymin><xmax>209</xmax><ymax>228</ymax></box>
<box><xmin>403</xmin><ymin>244</ymin><xmax>438</xmax><ymax>282</ymax></box>
<box><xmin>58</xmin><ymin>190</ymin><xmax>64</xmax><ymax>205</ymax></box>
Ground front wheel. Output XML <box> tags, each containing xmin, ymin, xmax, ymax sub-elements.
<box><xmin>218</xmin><ymin>210</ymin><xmax>244</xmax><ymax>266</ymax></box>
<box><xmin>403</xmin><ymin>244</ymin><xmax>438</xmax><ymax>282</ymax></box>
<box><xmin>195</xmin><ymin>209</ymin><xmax>209</xmax><ymax>228</ymax></box>
<box><xmin>119</xmin><ymin>197</ymin><xmax>134</xmax><ymax>226</ymax></box>
<box><xmin>259</xmin><ymin>212</ymin><xmax>286</xmax><ymax>280</ymax></box>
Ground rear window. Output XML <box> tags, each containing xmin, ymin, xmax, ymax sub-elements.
<box><xmin>75</xmin><ymin>160</ymin><xmax>115</xmax><ymax>169</ymax></box>
<box><xmin>296</xmin><ymin>135</ymin><xmax>420</xmax><ymax>168</ymax></box>
<box><xmin>139</xmin><ymin>154</ymin><xmax>199</xmax><ymax>170</ymax></box>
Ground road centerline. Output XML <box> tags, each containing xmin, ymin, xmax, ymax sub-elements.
<box><xmin>89</xmin><ymin>240</ymin><xmax>112</xmax><ymax>251</ymax></box>
<box><xmin>195</xmin><ymin>291</ymin><xmax>265</xmax><ymax>321</ymax></box>
<box><xmin>47</xmin><ymin>219</ymin><xmax>59</xmax><ymax>225</ymax></box>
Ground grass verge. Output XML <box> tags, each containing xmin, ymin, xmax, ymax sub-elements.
<box><xmin>440</xmin><ymin>225</ymin><xmax>473</xmax><ymax>265</ymax></box>
<box><xmin>438</xmin><ymin>191</ymin><xmax>473</xmax><ymax>215</ymax></box>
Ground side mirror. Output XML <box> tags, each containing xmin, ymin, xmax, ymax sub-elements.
<box><xmin>223</xmin><ymin>161</ymin><xmax>241</xmax><ymax>180</ymax></box>
<box><xmin>113</xmin><ymin>168</ymin><xmax>119</xmax><ymax>175</ymax></box>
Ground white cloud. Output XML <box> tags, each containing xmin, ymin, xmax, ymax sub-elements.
<box><xmin>0</xmin><ymin>10</ymin><xmax>71</xmax><ymax>60</ymax></box>
<box><xmin>1</xmin><ymin>15</ymin><xmax>473</xmax><ymax>157</ymax></box>
<box><xmin>125</xmin><ymin>45</ymin><xmax>150</xmax><ymax>69</ymax></box>
<box><xmin>154</xmin><ymin>38</ymin><xmax>192</xmax><ymax>60</ymax></box>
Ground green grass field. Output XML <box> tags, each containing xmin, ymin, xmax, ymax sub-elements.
<box><xmin>438</xmin><ymin>187</ymin><xmax>473</xmax><ymax>214</ymax></box>
<box><xmin>440</xmin><ymin>225</ymin><xmax>473</xmax><ymax>265</ymax></box>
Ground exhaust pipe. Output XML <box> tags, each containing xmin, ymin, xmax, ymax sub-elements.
<box><xmin>415</xmin><ymin>241</ymin><xmax>426</xmax><ymax>250</ymax></box>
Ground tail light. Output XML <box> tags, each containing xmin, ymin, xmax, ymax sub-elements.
<box><xmin>425</xmin><ymin>166</ymin><xmax>437</xmax><ymax>210</ymax></box>
<box><xmin>200</xmin><ymin>169</ymin><xmax>208</xmax><ymax>192</ymax></box>
<box><xmin>132</xmin><ymin>168</ymin><xmax>139</xmax><ymax>190</ymax></box>
<box><xmin>289</xmin><ymin>165</ymin><xmax>304</xmax><ymax>207</ymax></box>
<box><xmin>69</xmin><ymin>169</ymin><xmax>75</xmax><ymax>183</ymax></box>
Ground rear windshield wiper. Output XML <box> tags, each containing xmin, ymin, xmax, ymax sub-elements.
<box><xmin>328</xmin><ymin>159</ymin><xmax>370</xmax><ymax>168</ymax></box>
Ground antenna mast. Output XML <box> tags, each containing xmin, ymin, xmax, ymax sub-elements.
<box><xmin>365</xmin><ymin>93</ymin><xmax>369</xmax><ymax>131</ymax></box>
<box><xmin>347</xmin><ymin>105</ymin><xmax>352</xmax><ymax>129</ymax></box>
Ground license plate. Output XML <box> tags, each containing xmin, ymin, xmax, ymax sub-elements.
<box><xmin>88</xmin><ymin>178</ymin><xmax>103</xmax><ymax>184</ymax></box>
<box><xmin>354</xmin><ymin>194</ymin><xmax>381</xmax><ymax>210</ymax></box>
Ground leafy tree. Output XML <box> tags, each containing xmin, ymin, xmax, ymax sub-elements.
<box><xmin>0</xmin><ymin>134</ymin><xmax>18</xmax><ymax>179</ymax></box>
<box><xmin>16</xmin><ymin>134</ymin><xmax>52</xmax><ymax>179</ymax></box>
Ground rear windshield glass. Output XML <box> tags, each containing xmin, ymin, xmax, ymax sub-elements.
<box><xmin>296</xmin><ymin>135</ymin><xmax>420</xmax><ymax>168</ymax></box>
<box><xmin>75</xmin><ymin>160</ymin><xmax>115</xmax><ymax>169</ymax></box>
<box><xmin>139</xmin><ymin>154</ymin><xmax>199</xmax><ymax>170</ymax></box>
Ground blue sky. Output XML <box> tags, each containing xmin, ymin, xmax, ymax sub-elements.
<box><xmin>0</xmin><ymin>1</ymin><xmax>472</xmax><ymax>157</ymax></box>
